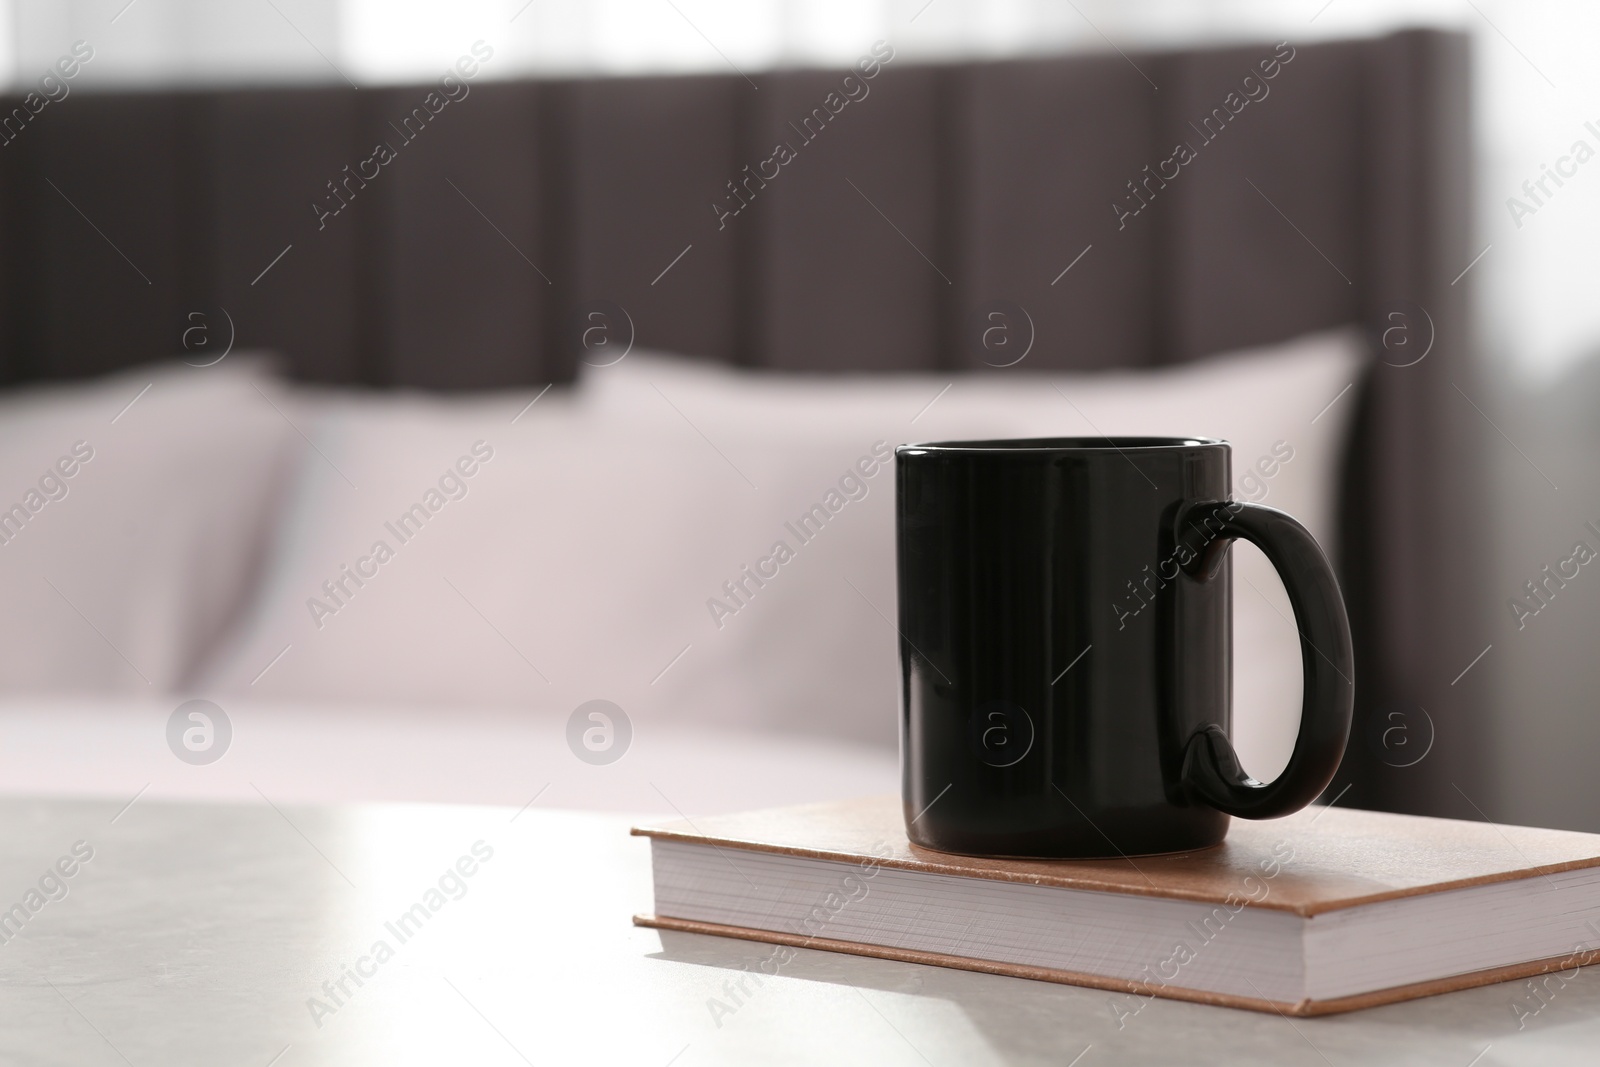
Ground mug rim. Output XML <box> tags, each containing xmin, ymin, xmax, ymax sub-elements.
<box><xmin>899</xmin><ymin>436</ymin><xmax>1227</xmax><ymax>454</ymax></box>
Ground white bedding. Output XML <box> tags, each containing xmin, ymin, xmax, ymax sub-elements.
<box><xmin>0</xmin><ymin>359</ymin><xmax>296</xmax><ymax>693</ymax></box>
<box><xmin>0</xmin><ymin>330</ymin><xmax>1362</xmax><ymax>803</ymax></box>
<box><xmin>0</xmin><ymin>696</ymin><xmax>897</xmax><ymax>814</ymax></box>
<box><xmin>199</xmin><ymin>330</ymin><xmax>1362</xmax><ymax>782</ymax></box>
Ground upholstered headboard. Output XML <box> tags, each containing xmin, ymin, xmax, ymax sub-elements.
<box><xmin>0</xmin><ymin>29</ymin><xmax>1482</xmax><ymax>818</ymax></box>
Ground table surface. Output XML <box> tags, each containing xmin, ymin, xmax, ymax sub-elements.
<box><xmin>3</xmin><ymin>795</ymin><xmax>1599</xmax><ymax>1067</ymax></box>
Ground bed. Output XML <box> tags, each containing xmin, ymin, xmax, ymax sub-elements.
<box><xmin>0</xmin><ymin>29</ymin><xmax>1480</xmax><ymax>818</ymax></box>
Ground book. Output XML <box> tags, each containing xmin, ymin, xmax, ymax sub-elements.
<box><xmin>631</xmin><ymin>795</ymin><xmax>1600</xmax><ymax>1016</ymax></box>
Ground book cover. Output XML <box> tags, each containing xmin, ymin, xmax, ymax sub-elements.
<box><xmin>633</xmin><ymin>796</ymin><xmax>1600</xmax><ymax>1015</ymax></box>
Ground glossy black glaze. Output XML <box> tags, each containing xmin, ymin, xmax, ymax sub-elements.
<box><xmin>896</xmin><ymin>437</ymin><xmax>1353</xmax><ymax>858</ymax></box>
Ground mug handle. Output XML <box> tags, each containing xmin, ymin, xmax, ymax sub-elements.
<box><xmin>1174</xmin><ymin>500</ymin><xmax>1354</xmax><ymax>820</ymax></box>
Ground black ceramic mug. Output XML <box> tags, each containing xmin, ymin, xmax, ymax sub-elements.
<box><xmin>895</xmin><ymin>437</ymin><xmax>1353</xmax><ymax>858</ymax></box>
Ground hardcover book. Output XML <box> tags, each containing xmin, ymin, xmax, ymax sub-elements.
<box><xmin>632</xmin><ymin>795</ymin><xmax>1600</xmax><ymax>1016</ymax></box>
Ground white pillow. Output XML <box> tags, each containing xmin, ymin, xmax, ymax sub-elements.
<box><xmin>0</xmin><ymin>359</ymin><xmax>297</xmax><ymax>693</ymax></box>
<box><xmin>199</xmin><ymin>331</ymin><xmax>1362</xmax><ymax>782</ymax></box>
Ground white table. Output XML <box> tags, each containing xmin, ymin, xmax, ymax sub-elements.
<box><xmin>3</xmin><ymin>795</ymin><xmax>1598</xmax><ymax>1066</ymax></box>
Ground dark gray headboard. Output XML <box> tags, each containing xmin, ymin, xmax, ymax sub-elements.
<box><xmin>0</xmin><ymin>29</ymin><xmax>1483</xmax><ymax>818</ymax></box>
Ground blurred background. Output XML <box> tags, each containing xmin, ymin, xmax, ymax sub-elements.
<box><xmin>0</xmin><ymin>0</ymin><xmax>1594</xmax><ymax>830</ymax></box>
